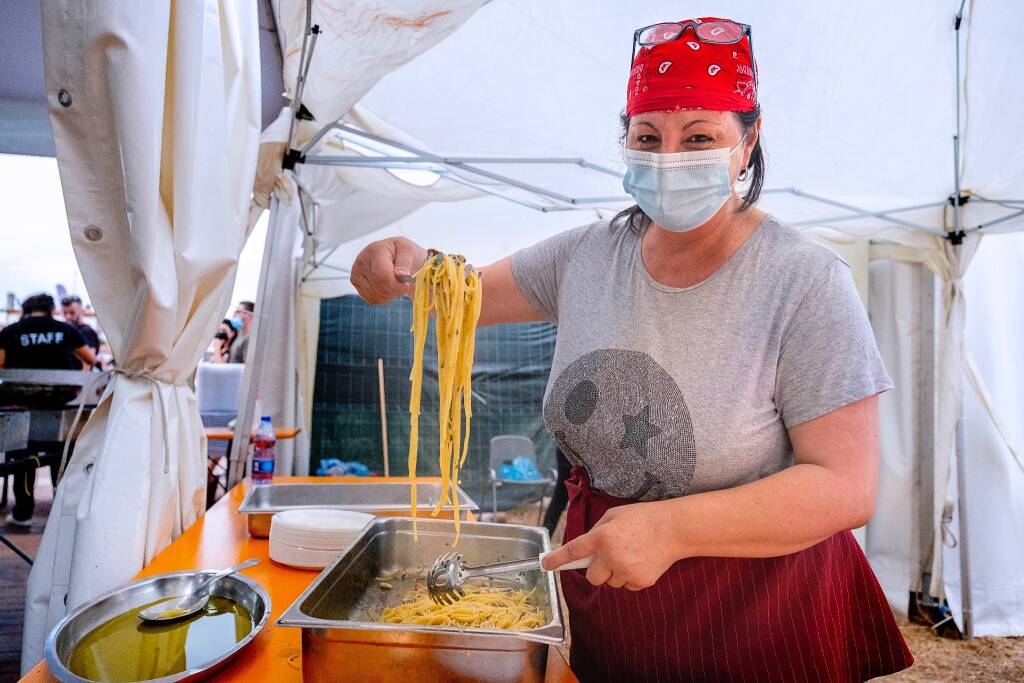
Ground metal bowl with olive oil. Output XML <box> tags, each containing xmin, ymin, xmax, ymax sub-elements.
<box><xmin>44</xmin><ymin>570</ymin><xmax>270</xmax><ymax>683</ymax></box>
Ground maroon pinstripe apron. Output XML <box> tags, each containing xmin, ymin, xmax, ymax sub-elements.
<box><xmin>560</xmin><ymin>469</ymin><xmax>913</xmax><ymax>682</ymax></box>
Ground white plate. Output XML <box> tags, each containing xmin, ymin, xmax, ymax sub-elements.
<box><xmin>271</xmin><ymin>508</ymin><xmax>374</xmax><ymax>535</ymax></box>
<box><xmin>268</xmin><ymin>540</ymin><xmax>342</xmax><ymax>570</ymax></box>
<box><xmin>269</xmin><ymin>508</ymin><xmax>373</xmax><ymax>551</ymax></box>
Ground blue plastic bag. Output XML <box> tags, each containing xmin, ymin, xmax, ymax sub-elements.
<box><xmin>316</xmin><ymin>459</ymin><xmax>373</xmax><ymax>477</ymax></box>
<box><xmin>498</xmin><ymin>456</ymin><xmax>544</xmax><ymax>481</ymax></box>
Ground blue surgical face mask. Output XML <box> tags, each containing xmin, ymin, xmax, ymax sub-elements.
<box><xmin>230</xmin><ymin>317</ymin><xmax>245</xmax><ymax>330</ymax></box>
<box><xmin>622</xmin><ymin>141</ymin><xmax>743</xmax><ymax>232</ymax></box>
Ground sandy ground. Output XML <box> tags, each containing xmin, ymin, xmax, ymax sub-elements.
<box><xmin>501</xmin><ymin>505</ymin><xmax>1024</xmax><ymax>682</ymax></box>
<box><xmin>883</xmin><ymin>623</ymin><xmax>1024</xmax><ymax>682</ymax></box>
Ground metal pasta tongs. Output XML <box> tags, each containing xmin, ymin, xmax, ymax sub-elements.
<box><xmin>395</xmin><ymin>250</ymin><xmax>476</xmax><ymax>284</ymax></box>
<box><xmin>426</xmin><ymin>551</ymin><xmax>594</xmax><ymax>605</ymax></box>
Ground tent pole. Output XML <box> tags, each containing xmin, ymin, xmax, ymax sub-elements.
<box><xmin>785</xmin><ymin>188</ymin><xmax>941</xmax><ymax>234</ymax></box>
<box><xmin>973</xmin><ymin>207</ymin><xmax>1024</xmax><ymax>231</ymax></box>
<box><xmin>789</xmin><ymin>201</ymin><xmax>947</xmax><ymax>227</ymax></box>
<box><xmin>227</xmin><ymin>195</ymin><xmax>283</xmax><ymax>488</ymax></box>
<box><xmin>951</xmin><ymin>0</ymin><xmax>973</xmax><ymax>640</ymax></box>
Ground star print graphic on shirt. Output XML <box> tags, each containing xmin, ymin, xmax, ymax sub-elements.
<box><xmin>544</xmin><ymin>348</ymin><xmax>696</xmax><ymax>501</ymax></box>
<box><xmin>619</xmin><ymin>405</ymin><xmax>662</xmax><ymax>459</ymax></box>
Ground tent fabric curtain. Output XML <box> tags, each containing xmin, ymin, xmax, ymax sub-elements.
<box><xmin>277</xmin><ymin>0</ymin><xmax>487</xmax><ymax>147</ymax></box>
<box><xmin>21</xmin><ymin>0</ymin><xmax>261</xmax><ymax>672</ymax></box>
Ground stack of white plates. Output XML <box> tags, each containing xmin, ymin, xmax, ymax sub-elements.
<box><xmin>268</xmin><ymin>509</ymin><xmax>374</xmax><ymax>569</ymax></box>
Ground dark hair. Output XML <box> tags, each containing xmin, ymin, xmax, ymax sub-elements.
<box><xmin>60</xmin><ymin>295</ymin><xmax>82</xmax><ymax>306</ymax></box>
<box><xmin>221</xmin><ymin>318</ymin><xmax>239</xmax><ymax>338</ymax></box>
<box><xmin>22</xmin><ymin>293</ymin><xmax>55</xmax><ymax>316</ymax></box>
<box><xmin>238</xmin><ymin>301</ymin><xmax>255</xmax><ymax>313</ymax></box>
<box><xmin>612</xmin><ymin>105</ymin><xmax>766</xmax><ymax>233</ymax></box>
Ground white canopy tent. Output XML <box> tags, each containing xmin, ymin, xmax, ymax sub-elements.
<box><xmin>3</xmin><ymin>2</ymin><xmax>1023</xmax><ymax>670</ymax></box>
<box><xmin>235</xmin><ymin>0</ymin><xmax>1024</xmax><ymax>642</ymax></box>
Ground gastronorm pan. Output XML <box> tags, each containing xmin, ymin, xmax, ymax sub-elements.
<box><xmin>238</xmin><ymin>482</ymin><xmax>479</xmax><ymax>537</ymax></box>
<box><xmin>277</xmin><ymin>517</ymin><xmax>563</xmax><ymax>683</ymax></box>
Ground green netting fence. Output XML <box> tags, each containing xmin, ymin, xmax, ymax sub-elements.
<box><xmin>311</xmin><ymin>295</ymin><xmax>556</xmax><ymax>510</ymax></box>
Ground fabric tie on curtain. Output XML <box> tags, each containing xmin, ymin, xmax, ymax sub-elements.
<box><xmin>56</xmin><ymin>368</ymin><xmax>188</xmax><ymax>483</ymax></box>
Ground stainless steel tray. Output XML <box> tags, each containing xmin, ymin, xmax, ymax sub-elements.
<box><xmin>237</xmin><ymin>482</ymin><xmax>479</xmax><ymax>537</ymax></box>
<box><xmin>277</xmin><ymin>517</ymin><xmax>563</xmax><ymax>683</ymax></box>
<box><xmin>44</xmin><ymin>570</ymin><xmax>271</xmax><ymax>683</ymax></box>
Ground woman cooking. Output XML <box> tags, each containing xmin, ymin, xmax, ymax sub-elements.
<box><xmin>351</xmin><ymin>17</ymin><xmax>913</xmax><ymax>682</ymax></box>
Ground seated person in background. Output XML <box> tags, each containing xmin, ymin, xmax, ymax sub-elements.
<box><xmin>0</xmin><ymin>293</ymin><xmax>98</xmax><ymax>526</ymax></box>
<box><xmin>0</xmin><ymin>293</ymin><xmax>97</xmax><ymax>370</ymax></box>
<box><xmin>228</xmin><ymin>300</ymin><xmax>254</xmax><ymax>363</ymax></box>
<box><xmin>208</xmin><ymin>318</ymin><xmax>240</xmax><ymax>363</ymax></box>
<box><xmin>96</xmin><ymin>340</ymin><xmax>115</xmax><ymax>370</ymax></box>
<box><xmin>60</xmin><ymin>294</ymin><xmax>100</xmax><ymax>369</ymax></box>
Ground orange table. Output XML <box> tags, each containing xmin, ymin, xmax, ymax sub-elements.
<box><xmin>202</xmin><ymin>427</ymin><xmax>302</xmax><ymax>506</ymax></box>
<box><xmin>204</xmin><ymin>427</ymin><xmax>303</xmax><ymax>441</ymax></box>
<box><xmin>22</xmin><ymin>476</ymin><xmax>577</xmax><ymax>682</ymax></box>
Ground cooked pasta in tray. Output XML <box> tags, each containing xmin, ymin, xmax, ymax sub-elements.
<box><xmin>373</xmin><ymin>583</ymin><xmax>545</xmax><ymax>631</ymax></box>
<box><xmin>407</xmin><ymin>251</ymin><xmax>483</xmax><ymax>546</ymax></box>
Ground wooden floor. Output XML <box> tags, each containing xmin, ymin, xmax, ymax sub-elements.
<box><xmin>0</xmin><ymin>475</ymin><xmax>51</xmax><ymax>683</ymax></box>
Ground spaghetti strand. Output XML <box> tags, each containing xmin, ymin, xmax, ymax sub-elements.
<box><xmin>407</xmin><ymin>253</ymin><xmax>482</xmax><ymax>545</ymax></box>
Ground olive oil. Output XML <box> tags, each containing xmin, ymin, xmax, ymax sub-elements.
<box><xmin>68</xmin><ymin>596</ymin><xmax>251</xmax><ymax>682</ymax></box>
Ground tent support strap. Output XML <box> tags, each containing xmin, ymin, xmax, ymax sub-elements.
<box><xmin>955</xmin><ymin>410</ymin><xmax>973</xmax><ymax>639</ymax></box>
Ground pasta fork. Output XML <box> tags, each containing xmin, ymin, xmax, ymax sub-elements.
<box><xmin>396</xmin><ymin>251</ymin><xmax>477</xmax><ymax>286</ymax></box>
<box><xmin>426</xmin><ymin>551</ymin><xmax>594</xmax><ymax>605</ymax></box>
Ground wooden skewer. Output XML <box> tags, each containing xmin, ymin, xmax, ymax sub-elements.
<box><xmin>377</xmin><ymin>357</ymin><xmax>390</xmax><ymax>477</ymax></box>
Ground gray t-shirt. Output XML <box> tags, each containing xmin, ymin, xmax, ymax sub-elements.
<box><xmin>511</xmin><ymin>216</ymin><xmax>892</xmax><ymax>502</ymax></box>
<box><xmin>229</xmin><ymin>332</ymin><xmax>249</xmax><ymax>364</ymax></box>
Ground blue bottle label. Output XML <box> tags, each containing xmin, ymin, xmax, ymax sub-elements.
<box><xmin>252</xmin><ymin>459</ymin><xmax>275</xmax><ymax>474</ymax></box>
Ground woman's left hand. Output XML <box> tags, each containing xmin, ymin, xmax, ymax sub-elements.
<box><xmin>540</xmin><ymin>500</ymin><xmax>684</xmax><ymax>590</ymax></box>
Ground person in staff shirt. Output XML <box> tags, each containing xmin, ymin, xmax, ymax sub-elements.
<box><xmin>0</xmin><ymin>293</ymin><xmax>97</xmax><ymax>526</ymax></box>
<box><xmin>350</xmin><ymin>17</ymin><xmax>912</xmax><ymax>682</ymax></box>
<box><xmin>60</xmin><ymin>294</ymin><xmax>100</xmax><ymax>369</ymax></box>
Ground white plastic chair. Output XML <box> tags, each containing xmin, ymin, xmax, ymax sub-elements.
<box><xmin>485</xmin><ymin>435</ymin><xmax>557</xmax><ymax>524</ymax></box>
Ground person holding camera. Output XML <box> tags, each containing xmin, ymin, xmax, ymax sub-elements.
<box><xmin>208</xmin><ymin>318</ymin><xmax>241</xmax><ymax>363</ymax></box>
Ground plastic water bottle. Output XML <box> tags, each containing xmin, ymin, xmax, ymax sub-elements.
<box><xmin>252</xmin><ymin>416</ymin><xmax>276</xmax><ymax>486</ymax></box>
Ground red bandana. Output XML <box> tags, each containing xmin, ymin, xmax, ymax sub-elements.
<box><xmin>626</xmin><ymin>17</ymin><xmax>757</xmax><ymax>116</ymax></box>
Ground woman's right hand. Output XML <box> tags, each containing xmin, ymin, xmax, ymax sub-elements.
<box><xmin>350</xmin><ymin>237</ymin><xmax>428</xmax><ymax>304</ymax></box>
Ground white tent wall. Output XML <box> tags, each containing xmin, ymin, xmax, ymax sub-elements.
<box><xmin>239</xmin><ymin>0</ymin><xmax>1024</xmax><ymax>638</ymax></box>
<box><xmin>943</xmin><ymin>233</ymin><xmax>1024</xmax><ymax>637</ymax></box>
<box><xmin>866</xmin><ymin>260</ymin><xmax>931</xmax><ymax>612</ymax></box>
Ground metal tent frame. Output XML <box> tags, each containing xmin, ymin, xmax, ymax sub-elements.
<box><xmin>229</xmin><ymin>0</ymin><xmax>1024</xmax><ymax>640</ymax></box>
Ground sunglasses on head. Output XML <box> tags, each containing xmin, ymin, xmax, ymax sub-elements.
<box><xmin>631</xmin><ymin>19</ymin><xmax>757</xmax><ymax>88</ymax></box>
